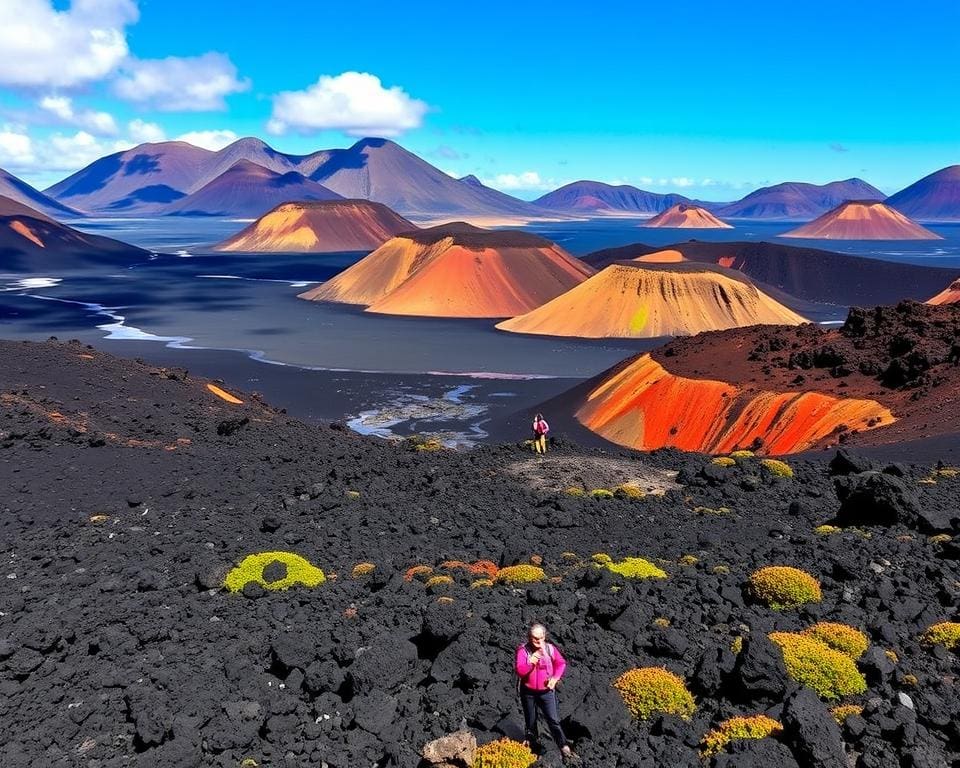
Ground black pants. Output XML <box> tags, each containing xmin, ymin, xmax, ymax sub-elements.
<box><xmin>520</xmin><ymin>686</ymin><xmax>567</xmax><ymax>749</ymax></box>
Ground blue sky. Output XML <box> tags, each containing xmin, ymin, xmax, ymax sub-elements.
<box><xmin>1</xmin><ymin>0</ymin><xmax>958</xmax><ymax>198</ymax></box>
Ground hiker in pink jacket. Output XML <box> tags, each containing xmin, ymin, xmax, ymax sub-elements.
<box><xmin>515</xmin><ymin>622</ymin><xmax>575</xmax><ymax>759</ymax></box>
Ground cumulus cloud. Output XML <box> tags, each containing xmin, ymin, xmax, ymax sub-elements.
<box><xmin>174</xmin><ymin>129</ymin><xmax>238</xmax><ymax>151</ymax></box>
<box><xmin>114</xmin><ymin>53</ymin><xmax>249</xmax><ymax>111</ymax></box>
<box><xmin>127</xmin><ymin>118</ymin><xmax>165</xmax><ymax>143</ymax></box>
<box><xmin>0</xmin><ymin>0</ymin><xmax>138</xmax><ymax>88</ymax></box>
<box><xmin>483</xmin><ymin>171</ymin><xmax>553</xmax><ymax>191</ymax></box>
<box><xmin>0</xmin><ymin>126</ymin><xmax>36</xmax><ymax>166</ymax></box>
<box><xmin>39</xmin><ymin>96</ymin><xmax>118</xmax><ymax>135</ymax></box>
<box><xmin>267</xmin><ymin>72</ymin><xmax>428</xmax><ymax>137</ymax></box>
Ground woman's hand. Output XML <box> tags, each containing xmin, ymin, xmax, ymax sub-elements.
<box><xmin>529</xmin><ymin>651</ymin><xmax>542</xmax><ymax>664</ymax></box>
<box><xmin>546</xmin><ymin>677</ymin><xmax>558</xmax><ymax>690</ymax></box>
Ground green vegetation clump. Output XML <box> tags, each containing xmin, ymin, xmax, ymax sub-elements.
<box><xmin>345</xmin><ymin>490</ymin><xmax>360</xmax><ymax>499</ymax></box>
<box><xmin>729</xmin><ymin>450</ymin><xmax>755</xmax><ymax>460</ymax></box>
<box><xmin>590</xmin><ymin>488</ymin><xmax>614</xmax><ymax>499</ymax></box>
<box><xmin>404</xmin><ymin>564</ymin><xmax>433</xmax><ymax>582</ymax></box>
<box><xmin>652</xmin><ymin>617</ymin><xmax>671</xmax><ymax>628</ymax></box>
<box><xmin>612</xmin><ymin>667</ymin><xmax>695</xmax><ymax>721</ymax></box>
<box><xmin>678</xmin><ymin>554</ymin><xmax>698</xmax><ymax>566</ymax></box>
<box><xmin>495</xmin><ymin>565</ymin><xmax>546</xmax><ymax>584</ymax></box>
<box><xmin>711</xmin><ymin>456</ymin><xmax>736</xmax><ymax>467</ymax></box>
<box><xmin>701</xmin><ymin>715</ymin><xmax>783</xmax><ymax>757</ymax></box>
<box><xmin>603</xmin><ymin>556</ymin><xmax>667</xmax><ymax>580</ymax></box>
<box><xmin>730</xmin><ymin>636</ymin><xmax>743</xmax><ymax>655</ymax></box>
<box><xmin>224</xmin><ymin>551</ymin><xmax>325</xmax><ymax>592</ymax></box>
<box><xmin>749</xmin><ymin>566</ymin><xmax>822</xmax><ymax>609</ymax></box>
<box><xmin>928</xmin><ymin>533</ymin><xmax>952</xmax><ymax>545</ymax></box>
<box><xmin>414</xmin><ymin>438</ymin><xmax>444</xmax><ymax>452</ymax></box>
<box><xmin>614</xmin><ymin>483</ymin><xmax>645</xmax><ymax>499</ymax></box>
<box><xmin>470</xmin><ymin>578</ymin><xmax>493</xmax><ymax>589</ymax></box>
<box><xmin>591</xmin><ymin>553</ymin><xmax>612</xmax><ymax>565</ymax></box>
<box><xmin>815</xmin><ymin>524</ymin><xmax>841</xmax><ymax>535</ymax></box>
<box><xmin>564</xmin><ymin>486</ymin><xmax>585</xmax><ymax>497</ymax></box>
<box><xmin>801</xmin><ymin>622</ymin><xmax>869</xmax><ymax>659</ymax></box>
<box><xmin>712</xmin><ymin>565</ymin><xmax>730</xmax><ymax>575</ymax></box>
<box><xmin>472</xmin><ymin>738</ymin><xmax>536</xmax><ymax>768</ymax></box>
<box><xmin>425</xmin><ymin>575</ymin><xmax>454</xmax><ymax>590</ymax></box>
<box><xmin>351</xmin><ymin>562</ymin><xmax>375</xmax><ymax>579</ymax></box>
<box><xmin>760</xmin><ymin>458</ymin><xmax>794</xmax><ymax>478</ymax></box>
<box><xmin>920</xmin><ymin>622</ymin><xmax>960</xmax><ymax>651</ymax></box>
<box><xmin>768</xmin><ymin>631</ymin><xmax>867</xmax><ymax>700</ymax></box>
<box><xmin>830</xmin><ymin>704</ymin><xmax>863</xmax><ymax>724</ymax></box>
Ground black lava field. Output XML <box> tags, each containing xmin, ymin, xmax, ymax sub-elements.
<box><xmin>1</xmin><ymin>339</ymin><xmax>958</xmax><ymax>768</ymax></box>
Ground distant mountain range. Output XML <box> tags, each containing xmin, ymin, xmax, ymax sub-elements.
<box><xmin>713</xmin><ymin>179</ymin><xmax>885</xmax><ymax>220</ymax></box>
<box><xmin>41</xmin><ymin>137</ymin><xmax>561</xmax><ymax>222</ymax></box>
<box><xmin>1</xmin><ymin>136</ymin><xmax>954</xmax><ymax>222</ymax></box>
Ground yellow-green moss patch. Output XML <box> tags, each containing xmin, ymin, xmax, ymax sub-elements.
<box><xmin>920</xmin><ymin>622</ymin><xmax>960</xmax><ymax>650</ymax></box>
<box><xmin>224</xmin><ymin>552</ymin><xmax>325</xmax><ymax>592</ymax></box>
<box><xmin>749</xmin><ymin>566</ymin><xmax>822</xmax><ymax>610</ymax></box>
<box><xmin>768</xmin><ymin>631</ymin><xmax>867</xmax><ymax>700</ymax></box>
<box><xmin>612</xmin><ymin>667</ymin><xmax>695</xmax><ymax>721</ymax></box>
<box><xmin>701</xmin><ymin>715</ymin><xmax>783</xmax><ymax>757</ymax></box>
<box><xmin>801</xmin><ymin>622</ymin><xmax>869</xmax><ymax>659</ymax></box>
<box><xmin>473</xmin><ymin>737</ymin><xmax>536</xmax><ymax>768</ymax></box>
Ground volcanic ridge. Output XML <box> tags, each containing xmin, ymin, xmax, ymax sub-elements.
<box><xmin>298</xmin><ymin>223</ymin><xmax>594</xmax><ymax>318</ymax></box>
<box><xmin>573</xmin><ymin>301</ymin><xmax>960</xmax><ymax>455</ymax></box>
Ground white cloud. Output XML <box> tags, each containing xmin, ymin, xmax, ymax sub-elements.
<box><xmin>670</xmin><ymin>177</ymin><xmax>697</xmax><ymax>188</ymax></box>
<box><xmin>267</xmin><ymin>71</ymin><xmax>428</xmax><ymax>137</ymax></box>
<box><xmin>114</xmin><ymin>53</ymin><xmax>249</xmax><ymax>111</ymax></box>
<box><xmin>39</xmin><ymin>95</ymin><xmax>118</xmax><ymax>135</ymax></box>
<box><xmin>0</xmin><ymin>126</ymin><xmax>36</xmax><ymax>166</ymax></box>
<box><xmin>483</xmin><ymin>171</ymin><xmax>553</xmax><ymax>191</ymax></box>
<box><xmin>127</xmin><ymin>118</ymin><xmax>165</xmax><ymax>143</ymax></box>
<box><xmin>174</xmin><ymin>129</ymin><xmax>238</xmax><ymax>151</ymax></box>
<box><xmin>0</xmin><ymin>0</ymin><xmax>138</xmax><ymax>88</ymax></box>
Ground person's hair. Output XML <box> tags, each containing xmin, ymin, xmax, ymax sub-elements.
<box><xmin>528</xmin><ymin>622</ymin><xmax>547</xmax><ymax>639</ymax></box>
<box><xmin>534</xmin><ymin>413</ymin><xmax>543</xmax><ymax>421</ymax></box>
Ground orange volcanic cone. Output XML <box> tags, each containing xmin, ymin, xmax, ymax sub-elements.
<box><xmin>496</xmin><ymin>262</ymin><xmax>806</xmax><ymax>338</ymax></box>
<box><xmin>782</xmin><ymin>201</ymin><xmax>942</xmax><ymax>240</ymax></box>
<box><xmin>299</xmin><ymin>223</ymin><xmax>594</xmax><ymax>318</ymax></box>
<box><xmin>641</xmin><ymin>204</ymin><xmax>732</xmax><ymax>229</ymax></box>
<box><xmin>926</xmin><ymin>278</ymin><xmax>960</xmax><ymax>305</ymax></box>
<box><xmin>215</xmin><ymin>200</ymin><xmax>415</xmax><ymax>253</ymax></box>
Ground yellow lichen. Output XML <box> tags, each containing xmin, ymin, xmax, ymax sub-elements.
<box><xmin>472</xmin><ymin>738</ymin><xmax>536</xmax><ymax>768</ymax></box>
<box><xmin>920</xmin><ymin>622</ymin><xmax>960</xmax><ymax>651</ymax></box>
<box><xmin>494</xmin><ymin>565</ymin><xmax>546</xmax><ymax>585</ymax></box>
<box><xmin>602</xmin><ymin>556</ymin><xmax>668</xmax><ymax>580</ymax></box>
<box><xmin>815</xmin><ymin>525</ymin><xmax>841</xmax><ymax>535</ymax></box>
<box><xmin>678</xmin><ymin>555</ymin><xmax>698</xmax><ymax>566</ymax></box>
<box><xmin>830</xmin><ymin>704</ymin><xmax>863</xmax><ymax>724</ymax></box>
<box><xmin>564</xmin><ymin>486</ymin><xmax>585</xmax><ymax>497</ymax></box>
<box><xmin>760</xmin><ymin>458</ymin><xmax>794</xmax><ymax>478</ymax></box>
<box><xmin>711</xmin><ymin>456</ymin><xmax>736</xmax><ymax>467</ymax></box>
<box><xmin>614</xmin><ymin>483</ymin><xmax>645</xmax><ymax>499</ymax></box>
<box><xmin>590</xmin><ymin>488</ymin><xmax>614</xmax><ymax>499</ymax></box>
<box><xmin>425</xmin><ymin>575</ymin><xmax>454</xmax><ymax>590</ymax></box>
<box><xmin>351</xmin><ymin>562</ymin><xmax>375</xmax><ymax>579</ymax></box>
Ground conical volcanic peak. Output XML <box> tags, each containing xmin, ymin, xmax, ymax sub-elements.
<box><xmin>641</xmin><ymin>203</ymin><xmax>733</xmax><ymax>228</ymax></box>
<box><xmin>782</xmin><ymin>201</ymin><xmax>943</xmax><ymax>240</ymax></box>
<box><xmin>299</xmin><ymin>228</ymin><xmax>593</xmax><ymax>318</ymax></box>
<box><xmin>214</xmin><ymin>199</ymin><xmax>415</xmax><ymax>253</ymax></box>
<box><xmin>927</xmin><ymin>278</ymin><xmax>960</xmax><ymax>305</ymax></box>
<box><xmin>496</xmin><ymin>261</ymin><xmax>806</xmax><ymax>338</ymax></box>
<box><xmin>886</xmin><ymin>164</ymin><xmax>960</xmax><ymax>220</ymax></box>
<box><xmin>715</xmin><ymin>178</ymin><xmax>885</xmax><ymax>220</ymax></box>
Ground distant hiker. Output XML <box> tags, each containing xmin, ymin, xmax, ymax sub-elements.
<box><xmin>515</xmin><ymin>623</ymin><xmax>576</xmax><ymax>759</ymax></box>
<box><xmin>532</xmin><ymin>413</ymin><xmax>550</xmax><ymax>455</ymax></box>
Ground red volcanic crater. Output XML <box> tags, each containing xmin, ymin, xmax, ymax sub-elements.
<box><xmin>574</xmin><ymin>301</ymin><xmax>960</xmax><ymax>455</ymax></box>
<box><xmin>299</xmin><ymin>223</ymin><xmax>594</xmax><ymax>318</ymax></box>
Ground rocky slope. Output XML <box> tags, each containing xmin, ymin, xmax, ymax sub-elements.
<box><xmin>299</xmin><ymin>224</ymin><xmax>594</xmax><ymax>318</ymax></box>
<box><xmin>214</xmin><ymin>200</ymin><xmax>415</xmax><ymax>253</ymax></box>
<box><xmin>927</xmin><ymin>278</ymin><xmax>960</xmax><ymax>305</ymax></box>
<box><xmin>496</xmin><ymin>262</ymin><xmax>806</xmax><ymax>338</ymax></box>
<box><xmin>0</xmin><ymin>338</ymin><xmax>957</xmax><ymax>768</ymax></box>
<box><xmin>782</xmin><ymin>202</ymin><xmax>942</xmax><ymax>240</ymax></box>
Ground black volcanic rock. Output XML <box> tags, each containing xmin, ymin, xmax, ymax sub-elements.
<box><xmin>781</xmin><ymin>688</ymin><xmax>846</xmax><ymax>768</ymax></box>
<box><xmin>0</xmin><ymin>339</ymin><xmax>958</xmax><ymax>766</ymax></box>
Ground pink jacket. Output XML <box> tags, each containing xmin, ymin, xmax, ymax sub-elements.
<box><xmin>515</xmin><ymin>643</ymin><xmax>567</xmax><ymax>691</ymax></box>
